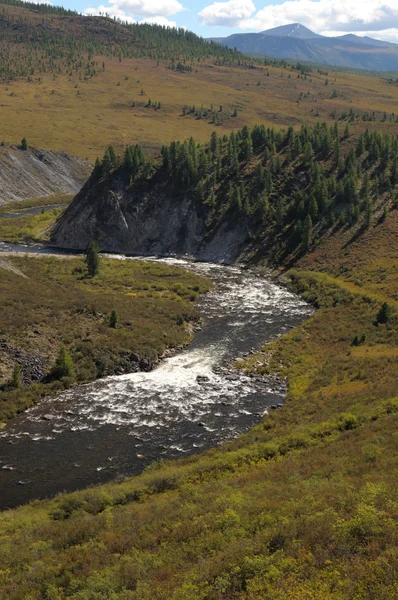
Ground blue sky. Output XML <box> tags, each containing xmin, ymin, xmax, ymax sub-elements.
<box><xmin>58</xmin><ymin>0</ymin><xmax>398</xmax><ymax>43</ymax></box>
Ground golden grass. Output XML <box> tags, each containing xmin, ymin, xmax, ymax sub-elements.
<box><xmin>1</xmin><ymin>57</ymin><xmax>398</xmax><ymax>161</ymax></box>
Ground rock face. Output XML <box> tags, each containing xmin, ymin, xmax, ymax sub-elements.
<box><xmin>52</xmin><ymin>171</ymin><xmax>250</xmax><ymax>263</ymax></box>
<box><xmin>0</xmin><ymin>146</ymin><xmax>92</xmax><ymax>205</ymax></box>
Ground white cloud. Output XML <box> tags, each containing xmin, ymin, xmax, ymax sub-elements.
<box><xmin>199</xmin><ymin>0</ymin><xmax>255</xmax><ymax>27</ymax></box>
<box><xmin>199</xmin><ymin>0</ymin><xmax>398</xmax><ymax>43</ymax></box>
<box><xmin>140</xmin><ymin>15</ymin><xmax>178</xmax><ymax>26</ymax></box>
<box><xmin>111</xmin><ymin>0</ymin><xmax>183</xmax><ymax>18</ymax></box>
<box><xmin>85</xmin><ymin>0</ymin><xmax>184</xmax><ymax>24</ymax></box>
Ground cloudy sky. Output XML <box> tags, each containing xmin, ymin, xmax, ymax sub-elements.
<box><xmin>61</xmin><ymin>0</ymin><xmax>398</xmax><ymax>42</ymax></box>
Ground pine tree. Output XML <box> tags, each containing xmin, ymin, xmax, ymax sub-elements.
<box><xmin>363</xmin><ymin>198</ymin><xmax>372</xmax><ymax>228</ymax></box>
<box><xmin>302</xmin><ymin>214</ymin><xmax>313</xmax><ymax>251</ymax></box>
<box><xmin>85</xmin><ymin>242</ymin><xmax>100</xmax><ymax>277</ymax></box>
<box><xmin>109</xmin><ymin>309</ymin><xmax>119</xmax><ymax>329</ymax></box>
<box><xmin>376</xmin><ymin>302</ymin><xmax>392</xmax><ymax>324</ymax></box>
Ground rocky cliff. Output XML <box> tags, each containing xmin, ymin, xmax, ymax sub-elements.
<box><xmin>52</xmin><ymin>171</ymin><xmax>250</xmax><ymax>263</ymax></box>
<box><xmin>0</xmin><ymin>146</ymin><xmax>92</xmax><ymax>205</ymax></box>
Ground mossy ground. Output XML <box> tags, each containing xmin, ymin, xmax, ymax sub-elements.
<box><xmin>0</xmin><ymin>254</ymin><xmax>210</xmax><ymax>423</ymax></box>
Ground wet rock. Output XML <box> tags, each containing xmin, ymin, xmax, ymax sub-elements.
<box><xmin>270</xmin><ymin>405</ymin><xmax>277</xmax><ymax>410</ymax></box>
<box><xmin>197</xmin><ymin>422</ymin><xmax>205</xmax><ymax>427</ymax></box>
<box><xmin>277</xmin><ymin>403</ymin><xmax>283</xmax><ymax>408</ymax></box>
<box><xmin>42</xmin><ymin>414</ymin><xmax>57</xmax><ymax>421</ymax></box>
<box><xmin>225</xmin><ymin>374</ymin><xmax>240</xmax><ymax>381</ymax></box>
<box><xmin>197</xmin><ymin>375</ymin><xmax>210</xmax><ymax>383</ymax></box>
<box><xmin>139</xmin><ymin>357</ymin><xmax>152</xmax><ymax>372</ymax></box>
<box><xmin>2</xmin><ymin>465</ymin><xmax>16</xmax><ymax>471</ymax></box>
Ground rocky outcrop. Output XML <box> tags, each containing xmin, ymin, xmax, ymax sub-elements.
<box><xmin>52</xmin><ymin>171</ymin><xmax>250</xmax><ymax>263</ymax></box>
<box><xmin>0</xmin><ymin>146</ymin><xmax>92</xmax><ymax>205</ymax></box>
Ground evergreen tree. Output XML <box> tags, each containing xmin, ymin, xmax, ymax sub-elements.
<box><xmin>376</xmin><ymin>302</ymin><xmax>392</xmax><ymax>324</ymax></box>
<box><xmin>85</xmin><ymin>242</ymin><xmax>100</xmax><ymax>277</ymax></box>
<box><xmin>363</xmin><ymin>198</ymin><xmax>372</xmax><ymax>228</ymax></box>
<box><xmin>302</xmin><ymin>214</ymin><xmax>313</xmax><ymax>251</ymax></box>
<box><xmin>109</xmin><ymin>309</ymin><xmax>119</xmax><ymax>329</ymax></box>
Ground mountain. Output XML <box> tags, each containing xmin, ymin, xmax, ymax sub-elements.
<box><xmin>260</xmin><ymin>23</ymin><xmax>321</xmax><ymax>39</ymax></box>
<box><xmin>210</xmin><ymin>23</ymin><xmax>398</xmax><ymax>71</ymax></box>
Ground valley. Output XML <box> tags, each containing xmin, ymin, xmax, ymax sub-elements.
<box><xmin>0</xmin><ymin>2</ymin><xmax>397</xmax><ymax>598</ymax></box>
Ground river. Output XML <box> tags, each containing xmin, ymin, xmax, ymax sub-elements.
<box><xmin>0</xmin><ymin>247</ymin><xmax>312</xmax><ymax>510</ymax></box>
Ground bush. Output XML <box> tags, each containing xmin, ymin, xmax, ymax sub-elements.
<box><xmin>50</xmin><ymin>345</ymin><xmax>75</xmax><ymax>380</ymax></box>
<box><xmin>338</xmin><ymin>413</ymin><xmax>358</xmax><ymax>431</ymax></box>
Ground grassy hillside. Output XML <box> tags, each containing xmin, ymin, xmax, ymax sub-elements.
<box><xmin>2</xmin><ymin>55</ymin><xmax>398</xmax><ymax>162</ymax></box>
<box><xmin>0</xmin><ymin>255</ymin><xmax>210</xmax><ymax>422</ymax></box>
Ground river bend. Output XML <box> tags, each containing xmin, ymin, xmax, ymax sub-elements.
<box><xmin>0</xmin><ymin>254</ymin><xmax>312</xmax><ymax>509</ymax></box>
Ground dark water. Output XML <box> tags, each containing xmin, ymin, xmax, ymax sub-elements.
<box><xmin>0</xmin><ymin>240</ymin><xmax>79</xmax><ymax>254</ymax></box>
<box><xmin>0</xmin><ymin>254</ymin><xmax>312</xmax><ymax>510</ymax></box>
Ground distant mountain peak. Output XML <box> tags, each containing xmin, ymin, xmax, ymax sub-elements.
<box><xmin>260</xmin><ymin>23</ymin><xmax>322</xmax><ymax>39</ymax></box>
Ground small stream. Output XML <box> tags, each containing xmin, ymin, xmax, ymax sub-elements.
<box><xmin>0</xmin><ymin>249</ymin><xmax>312</xmax><ymax>510</ymax></box>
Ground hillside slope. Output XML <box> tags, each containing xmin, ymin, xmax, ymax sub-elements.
<box><xmin>0</xmin><ymin>146</ymin><xmax>91</xmax><ymax>204</ymax></box>
<box><xmin>52</xmin><ymin>122</ymin><xmax>398</xmax><ymax>266</ymax></box>
<box><xmin>0</xmin><ymin>0</ymin><xmax>239</xmax><ymax>82</ymax></box>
